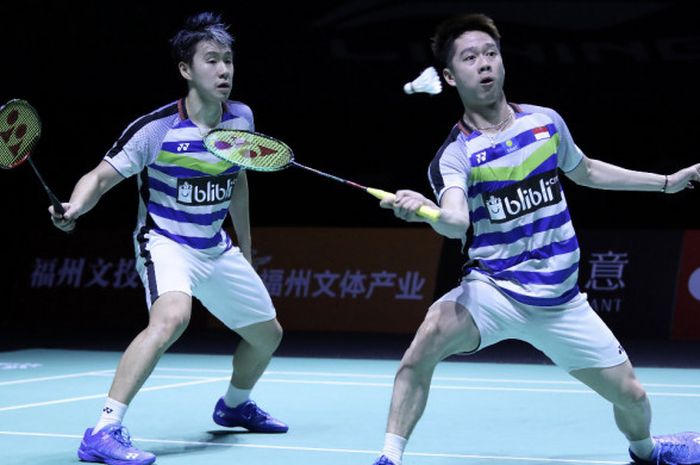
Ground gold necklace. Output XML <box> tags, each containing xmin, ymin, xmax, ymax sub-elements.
<box><xmin>468</xmin><ymin>106</ymin><xmax>515</xmax><ymax>147</ymax></box>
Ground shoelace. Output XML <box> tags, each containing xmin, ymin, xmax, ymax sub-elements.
<box><xmin>241</xmin><ymin>402</ymin><xmax>269</xmax><ymax>422</ymax></box>
<box><xmin>657</xmin><ymin>442</ymin><xmax>689</xmax><ymax>465</ymax></box>
<box><xmin>109</xmin><ymin>426</ymin><xmax>134</xmax><ymax>448</ymax></box>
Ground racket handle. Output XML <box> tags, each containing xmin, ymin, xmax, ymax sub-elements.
<box><xmin>28</xmin><ymin>158</ymin><xmax>65</xmax><ymax>216</ymax></box>
<box><xmin>366</xmin><ymin>187</ymin><xmax>441</xmax><ymax>222</ymax></box>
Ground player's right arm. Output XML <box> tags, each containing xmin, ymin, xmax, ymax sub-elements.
<box><xmin>49</xmin><ymin>161</ymin><xmax>124</xmax><ymax>232</ymax></box>
<box><xmin>380</xmin><ymin>186</ymin><xmax>469</xmax><ymax>239</ymax></box>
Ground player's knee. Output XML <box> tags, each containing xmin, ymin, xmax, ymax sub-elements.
<box><xmin>614</xmin><ymin>378</ymin><xmax>648</xmax><ymax>409</ymax></box>
<box><xmin>149</xmin><ymin>311</ymin><xmax>190</xmax><ymax>342</ymax></box>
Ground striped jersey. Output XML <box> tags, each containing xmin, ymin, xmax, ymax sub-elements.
<box><xmin>428</xmin><ymin>104</ymin><xmax>584</xmax><ymax>307</ymax></box>
<box><xmin>104</xmin><ymin>98</ymin><xmax>253</xmax><ymax>255</ymax></box>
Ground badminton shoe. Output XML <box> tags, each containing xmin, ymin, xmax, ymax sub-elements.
<box><xmin>372</xmin><ymin>455</ymin><xmax>398</xmax><ymax>465</ymax></box>
<box><xmin>212</xmin><ymin>398</ymin><xmax>288</xmax><ymax>433</ymax></box>
<box><xmin>629</xmin><ymin>432</ymin><xmax>700</xmax><ymax>465</ymax></box>
<box><xmin>78</xmin><ymin>424</ymin><xmax>155</xmax><ymax>465</ymax></box>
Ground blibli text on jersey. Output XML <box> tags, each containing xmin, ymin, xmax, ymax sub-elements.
<box><xmin>485</xmin><ymin>170</ymin><xmax>561</xmax><ymax>223</ymax></box>
<box><xmin>176</xmin><ymin>174</ymin><xmax>235</xmax><ymax>206</ymax></box>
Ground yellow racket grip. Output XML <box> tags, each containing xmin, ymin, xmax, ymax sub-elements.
<box><xmin>366</xmin><ymin>187</ymin><xmax>441</xmax><ymax>222</ymax></box>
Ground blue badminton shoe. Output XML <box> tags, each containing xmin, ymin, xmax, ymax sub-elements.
<box><xmin>212</xmin><ymin>398</ymin><xmax>288</xmax><ymax>433</ymax></box>
<box><xmin>629</xmin><ymin>432</ymin><xmax>700</xmax><ymax>465</ymax></box>
<box><xmin>372</xmin><ymin>455</ymin><xmax>398</xmax><ymax>465</ymax></box>
<box><xmin>78</xmin><ymin>424</ymin><xmax>155</xmax><ymax>465</ymax></box>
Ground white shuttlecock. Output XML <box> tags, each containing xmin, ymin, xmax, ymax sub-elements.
<box><xmin>403</xmin><ymin>67</ymin><xmax>442</xmax><ymax>95</ymax></box>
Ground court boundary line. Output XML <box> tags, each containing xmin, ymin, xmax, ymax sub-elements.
<box><xmin>0</xmin><ymin>430</ymin><xmax>629</xmax><ymax>464</ymax></box>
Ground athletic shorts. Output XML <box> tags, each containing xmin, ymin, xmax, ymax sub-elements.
<box><xmin>134</xmin><ymin>231</ymin><xmax>276</xmax><ymax>329</ymax></box>
<box><xmin>436</xmin><ymin>278</ymin><xmax>628</xmax><ymax>372</ymax></box>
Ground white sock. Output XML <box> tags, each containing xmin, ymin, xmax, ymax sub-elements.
<box><xmin>629</xmin><ymin>437</ymin><xmax>656</xmax><ymax>460</ymax></box>
<box><xmin>224</xmin><ymin>384</ymin><xmax>251</xmax><ymax>408</ymax></box>
<box><xmin>93</xmin><ymin>398</ymin><xmax>128</xmax><ymax>434</ymax></box>
<box><xmin>381</xmin><ymin>432</ymin><xmax>407</xmax><ymax>465</ymax></box>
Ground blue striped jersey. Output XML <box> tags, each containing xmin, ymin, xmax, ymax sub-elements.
<box><xmin>428</xmin><ymin>104</ymin><xmax>584</xmax><ymax>306</ymax></box>
<box><xmin>104</xmin><ymin>98</ymin><xmax>253</xmax><ymax>255</ymax></box>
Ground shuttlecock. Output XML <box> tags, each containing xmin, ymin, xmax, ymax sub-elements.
<box><xmin>403</xmin><ymin>67</ymin><xmax>442</xmax><ymax>95</ymax></box>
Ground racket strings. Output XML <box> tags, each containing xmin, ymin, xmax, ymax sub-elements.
<box><xmin>204</xmin><ymin>130</ymin><xmax>293</xmax><ymax>172</ymax></box>
<box><xmin>0</xmin><ymin>102</ymin><xmax>41</xmax><ymax>169</ymax></box>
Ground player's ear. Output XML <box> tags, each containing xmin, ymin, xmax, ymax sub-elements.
<box><xmin>443</xmin><ymin>67</ymin><xmax>456</xmax><ymax>87</ymax></box>
<box><xmin>178</xmin><ymin>61</ymin><xmax>193</xmax><ymax>81</ymax></box>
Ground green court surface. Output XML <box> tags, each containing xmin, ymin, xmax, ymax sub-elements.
<box><xmin>1</xmin><ymin>349</ymin><xmax>699</xmax><ymax>465</ymax></box>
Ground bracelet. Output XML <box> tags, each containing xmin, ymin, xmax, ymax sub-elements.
<box><xmin>662</xmin><ymin>175</ymin><xmax>668</xmax><ymax>193</ymax></box>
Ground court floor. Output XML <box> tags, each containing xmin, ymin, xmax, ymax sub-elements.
<box><xmin>1</xmin><ymin>348</ymin><xmax>699</xmax><ymax>465</ymax></box>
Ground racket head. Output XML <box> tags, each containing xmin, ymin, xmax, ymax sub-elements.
<box><xmin>0</xmin><ymin>99</ymin><xmax>42</xmax><ymax>170</ymax></box>
<box><xmin>203</xmin><ymin>129</ymin><xmax>294</xmax><ymax>172</ymax></box>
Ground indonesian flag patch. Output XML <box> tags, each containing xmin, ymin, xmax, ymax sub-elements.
<box><xmin>532</xmin><ymin>126</ymin><xmax>550</xmax><ymax>140</ymax></box>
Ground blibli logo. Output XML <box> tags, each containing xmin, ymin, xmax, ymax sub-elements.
<box><xmin>177</xmin><ymin>174</ymin><xmax>235</xmax><ymax>205</ymax></box>
<box><xmin>178</xmin><ymin>182</ymin><xmax>193</xmax><ymax>203</ymax></box>
<box><xmin>485</xmin><ymin>170</ymin><xmax>561</xmax><ymax>223</ymax></box>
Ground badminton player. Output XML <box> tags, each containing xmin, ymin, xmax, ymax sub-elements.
<box><xmin>372</xmin><ymin>13</ymin><xmax>700</xmax><ymax>465</ymax></box>
<box><xmin>49</xmin><ymin>12</ymin><xmax>287</xmax><ymax>465</ymax></box>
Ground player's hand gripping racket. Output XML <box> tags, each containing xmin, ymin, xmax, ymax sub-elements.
<box><xmin>0</xmin><ymin>99</ymin><xmax>65</xmax><ymax>215</ymax></box>
<box><xmin>203</xmin><ymin>129</ymin><xmax>441</xmax><ymax>221</ymax></box>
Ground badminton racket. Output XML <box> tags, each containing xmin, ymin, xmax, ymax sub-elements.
<box><xmin>0</xmin><ymin>99</ymin><xmax>65</xmax><ymax>215</ymax></box>
<box><xmin>203</xmin><ymin>129</ymin><xmax>440</xmax><ymax>221</ymax></box>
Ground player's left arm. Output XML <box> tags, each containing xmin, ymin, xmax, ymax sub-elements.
<box><xmin>229</xmin><ymin>170</ymin><xmax>252</xmax><ymax>263</ymax></box>
<box><xmin>565</xmin><ymin>155</ymin><xmax>700</xmax><ymax>193</ymax></box>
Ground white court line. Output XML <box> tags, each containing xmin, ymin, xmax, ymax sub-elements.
<box><xmin>0</xmin><ymin>377</ymin><xmax>227</xmax><ymax>412</ymax></box>
<box><xmin>0</xmin><ymin>430</ymin><xmax>628</xmax><ymax>464</ymax></box>
<box><xmin>0</xmin><ymin>370</ymin><xmax>114</xmax><ymax>387</ymax></box>
<box><xmin>156</xmin><ymin>368</ymin><xmax>700</xmax><ymax>389</ymax></box>
<box><xmin>1</xmin><ymin>375</ymin><xmax>698</xmax><ymax>413</ymax></box>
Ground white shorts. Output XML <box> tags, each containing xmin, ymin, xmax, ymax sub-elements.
<box><xmin>436</xmin><ymin>278</ymin><xmax>628</xmax><ymax>372</ymax></box>
<box><xmin>134</xmin><ymin>231</ymin><xmax>276</xmax><ymax>329</ymax></box>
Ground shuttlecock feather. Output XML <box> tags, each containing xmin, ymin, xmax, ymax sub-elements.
<box><xmin>403</xmin><ymin>67</ymin><xmax>442</xmax><ymax>95</ymax></box>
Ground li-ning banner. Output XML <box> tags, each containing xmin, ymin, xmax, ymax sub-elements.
<box><xmin>576</xmin><ymin>230</ymin><xmax>684</xmax><ymax>339</ymax></box>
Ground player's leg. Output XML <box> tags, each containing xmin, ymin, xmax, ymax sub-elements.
<box><xmin>571</xmin><ymin>361</ymin><xmax>651</xmax><ymax>441</ymax></box>
<box><xmin>230</xmin><ymin>317</ymin><xmax>283</xmax><ymax>390</ymax></box>
<box><xmin>77</xmin><ymin>235</ymin><xmax>194</xmax><ymax>465</ymax></box>
<box><xmin>528</xmin><ymin>297</ymin><xmax>700</xmax><ymax>465</ymax></box>
<box><xmin>78</xmin><ymin>292</ymin><xmax>191</xmax><ymax>465</ymax></box>
<box><xmin>198</xmin><ymin>247</ymin><xmax>287</xmax><ymax>432</ymax></box>
<box><xmin>108</xmin><ymin>291</ymin><xmax>192</xmax><ymax>404</ymax></box>
<box><xmin>388</xmin><ymin>300</ymin><xmax>480</xmax><ymax>438</ymax></box>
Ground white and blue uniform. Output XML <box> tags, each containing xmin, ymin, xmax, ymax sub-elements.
<box><xmin>104</xmin><ymin>98</ymin><xmax>275</xmax><ymax>329</ymax></box>
<box><xmin>429</xmin><ymin>103</ymin><xmax>627</xmax><ymax>371</ymax></box>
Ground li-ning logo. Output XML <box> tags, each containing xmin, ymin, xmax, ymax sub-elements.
<box><xmin>485</xmin><ymin>170</ymin><xmax>561</xmax><ymax>223</ymax></box>
<box><xmin>177</xmin><ymin>174</ymin><xmax>235</xmax><ymax>206</ymax></box>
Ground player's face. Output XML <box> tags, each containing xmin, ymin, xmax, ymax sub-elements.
<box><xmin>180</xmin><ymin>40</ymin><xmax>234</xmax><ymax>103</ymax></box>
<box><xmin>443</xmin><ymin>31</ymin><xmax>505</xmax><ymax>105</ymax></box>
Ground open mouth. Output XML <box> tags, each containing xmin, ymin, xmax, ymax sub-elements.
<box><xmin>480</xmin><ymin>77</ymin><xmax>494</xmax><ymax>85</ymax></box>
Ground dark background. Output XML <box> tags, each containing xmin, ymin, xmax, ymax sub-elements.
<box><xmin>2</xmin><ymin>1</ymin><xmax>699</xmax><ymax>353</ymax></box>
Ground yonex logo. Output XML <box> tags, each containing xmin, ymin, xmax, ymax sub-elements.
<box><xmin>103</xmin><ymin>407</ymin><xmax>113</xmax><ymax>414</ymax></box>
<box><xmin>0</xmin><ymin>108</ymin><xmax>32</xmax><ymax>158</ymax></box>
<box><xmin>125</xmin><ymin>452</ymin><xmax>139</xmax><ymax>459</ymax></box>
<box><xmin>176</xmin><ymin>143</ymin><xmax>190</xmax><ymax>152</ymax></box>
<box><xmin>474</xmin><ymin>151</ymin><xmax>487</xmax><ymax>164</ymax></box>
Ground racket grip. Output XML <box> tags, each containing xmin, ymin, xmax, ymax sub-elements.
<box><xmin>366</xmin><ymin>188</ymin><xmax>441</xmax><ymax>222</ymax></box>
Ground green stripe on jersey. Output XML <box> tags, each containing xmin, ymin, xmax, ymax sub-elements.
<box><xmin>157</xmin><ymin>150</ymin><xmax>232</xmax><ymax>175</ymax></box>
<box><xmin>471</xmin><ymin>133</ymin><xmax>560</xmax><ymax>183</ymax></box>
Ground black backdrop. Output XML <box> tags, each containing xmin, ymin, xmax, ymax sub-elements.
<box><xmin>2</xmin><ymin>1</ymin><xmax>699</xmax><ymax>335</ymax></box>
